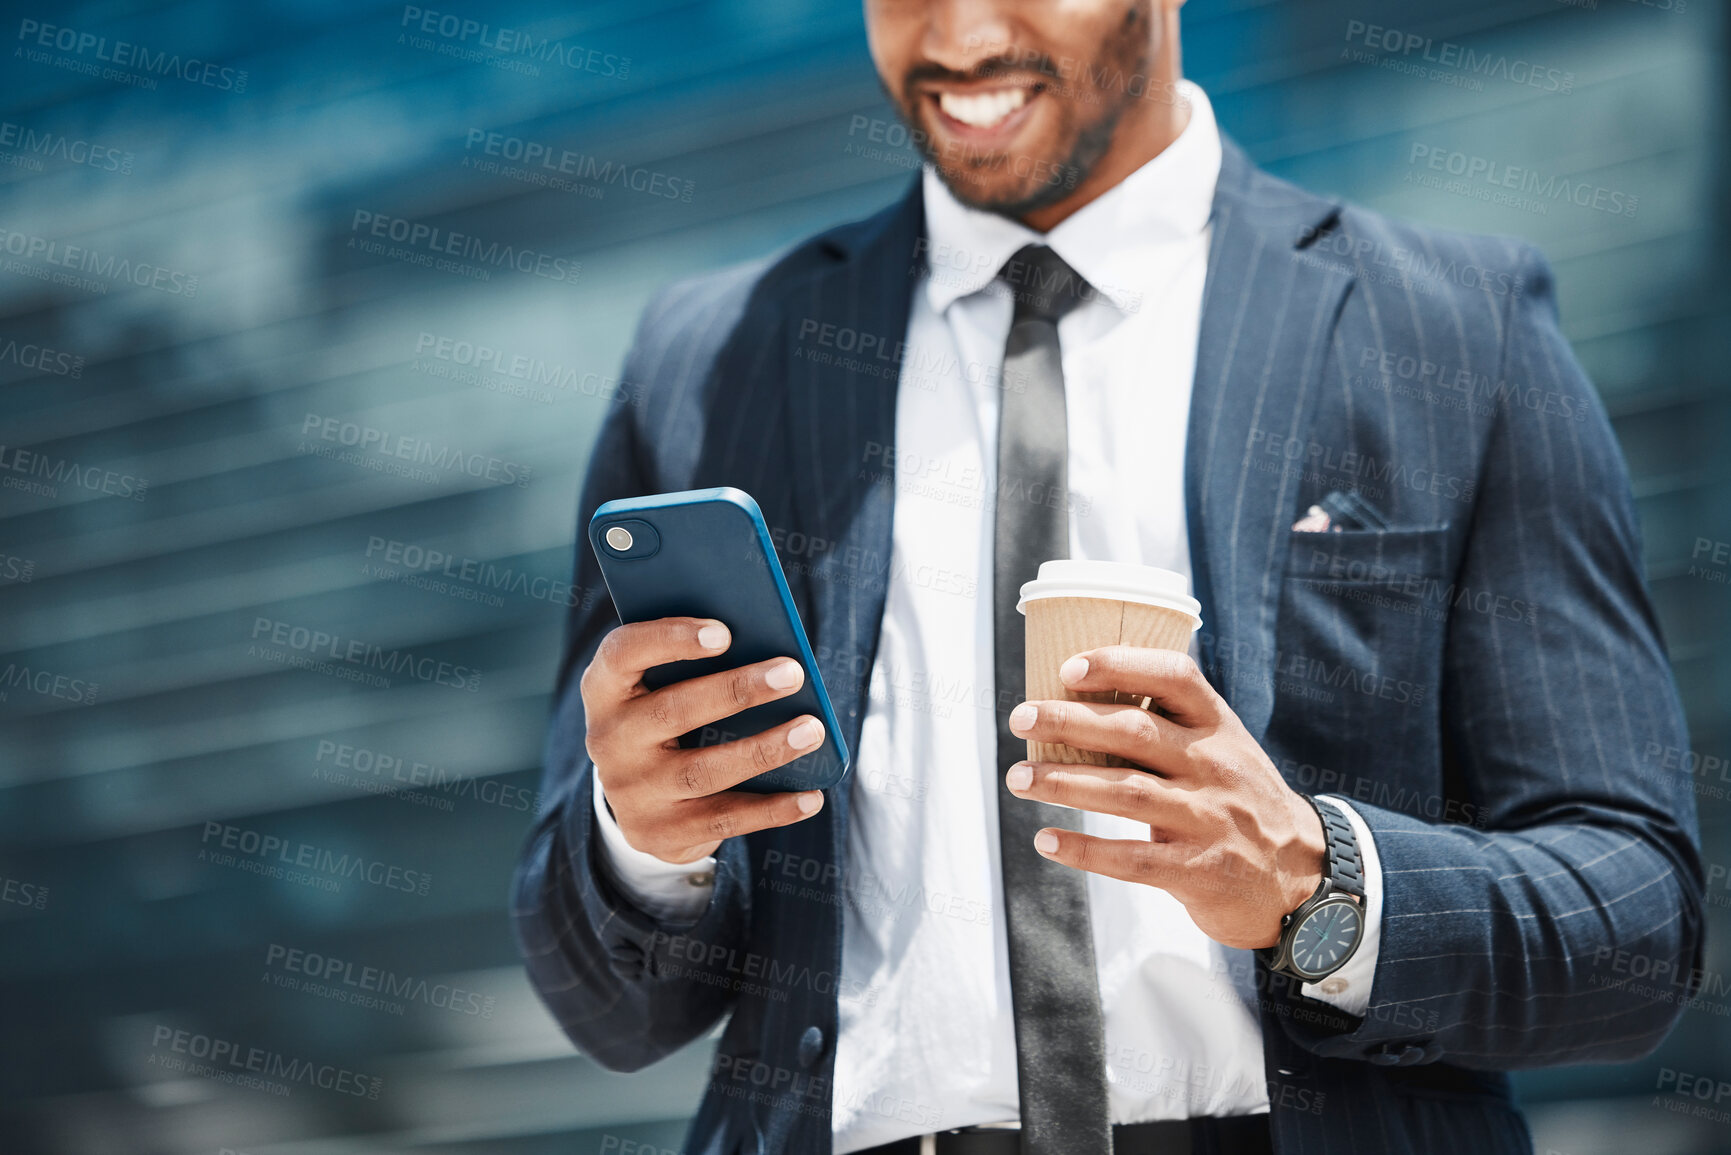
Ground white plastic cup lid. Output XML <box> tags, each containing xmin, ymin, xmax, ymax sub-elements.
<box><xmin>1016</xmin><ymin>559</ymin><xmax>1201</xmax><ymax>628</ymax></box>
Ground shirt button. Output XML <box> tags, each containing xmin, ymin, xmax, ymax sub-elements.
<box><xmin>688</xmin><ymin>872</ymin><xmax>714</xmax><ymax>887</ymax></box>
<box><xmin>797</xmin><ymin>1025</ymin><xmax>826</xmax><ymax>1068</ymax></box>
<box><xmin>1317</xmin><ymin>977</ymin><xmax>1349</xmax><ymax>996</ymax></box>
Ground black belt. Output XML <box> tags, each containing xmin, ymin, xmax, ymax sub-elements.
<box><xmin>855</xmin><ymin>1115</ymin><xmax>1273</xmax><ymax>1155</ymax></box>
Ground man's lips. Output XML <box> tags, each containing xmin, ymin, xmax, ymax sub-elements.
<box><xmin>925</xmin><ymin>84</ymin><xmax>1042</xmax><ymax>138</ymax></box>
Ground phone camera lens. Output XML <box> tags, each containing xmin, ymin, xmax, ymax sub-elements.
<box><xmin>604</xmin><ymin>526</ymin><xmax>634</xmax><ymax>552</ymax></box>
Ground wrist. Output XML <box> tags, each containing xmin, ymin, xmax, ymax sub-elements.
<box><xmin>1264</xmin><ymin>794</ymin><xmax>1368</xmax><ymax>982</ymax></box>
<box><xmin>1279</xmin><ymin>789</ymin><xmax>1329</xmax><ymax>915</ymax></box>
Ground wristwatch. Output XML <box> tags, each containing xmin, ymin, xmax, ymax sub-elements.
<box><xmin>1265</xmin><ymin>795</ymin><xmax>1365</xmax><ymax>983</ymax></box>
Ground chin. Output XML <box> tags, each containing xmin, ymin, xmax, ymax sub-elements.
<box><xmin>915</xmin><ymin>132</ymin><xmax>1075</xmax><ymax>219</ymax></box>
<box><xmin>930</xmin><ymin>158</ymin><xmax>1078</xmax><ymax>220</ymax></box>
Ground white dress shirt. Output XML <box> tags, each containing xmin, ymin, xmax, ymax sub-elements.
<box><xmin>592</xmin><ymin>81</ymin><xmax>1383</xmax><ymax>1154</ymax></box>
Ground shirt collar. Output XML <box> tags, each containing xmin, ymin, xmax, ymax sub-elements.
<box><xmin>920</xmin><ymin>79</ymin><xmax>1222</xmax><ymax>318</ymax></box>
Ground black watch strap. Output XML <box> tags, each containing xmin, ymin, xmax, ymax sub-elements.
<box><xmin>1307</xmin><ymin>794</ymin><xmax>1364</xmax><ymax>900</ymax></box>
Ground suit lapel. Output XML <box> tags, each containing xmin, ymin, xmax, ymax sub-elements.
<box><xmin>781</xmin><ymin>183</ymin><xmax>924</xmax><ymax>826</ymax></box>
<box><xmin>1186</xmin><ymin>139</ymin><xmax>1353</xmax><ymax>742</ymax></box>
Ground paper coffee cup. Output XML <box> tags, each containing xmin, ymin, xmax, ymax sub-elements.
<box><xmin>1017</xmin><ymin>560</ymin><xmax>1202</xmax><ymax>767</ymax></box>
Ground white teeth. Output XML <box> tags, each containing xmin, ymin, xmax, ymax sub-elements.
<box><xmin>937</xmin><ymin>87</ymin><xmax>1029</xmax><ymax>129</ymax></box>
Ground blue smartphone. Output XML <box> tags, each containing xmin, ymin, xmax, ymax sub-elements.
<box><xmin>587</xmin><ymin>487</ymin><xmax>850</xmax><ymax>794</ymax></box>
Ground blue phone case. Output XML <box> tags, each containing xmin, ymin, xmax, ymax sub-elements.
<box><xmin>588</xmin><ymin>487</ymin><xmax>851</xmax><ymax>794</ymax></box>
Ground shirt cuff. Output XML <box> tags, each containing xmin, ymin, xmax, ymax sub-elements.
<box><xmin>591</xmin><ymin>770</ymin><xmax>717</xmax><ymax>923</ymax></box>
<box><xmin>1299</xmin><ymin>795</ymin><xmax>1382</xmax><ymax>1017</ymax></box>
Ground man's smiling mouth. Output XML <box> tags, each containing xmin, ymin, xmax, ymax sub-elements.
<box><xmin>935</xmin><ymin>86</ymin><xmax>1031</xmax><ymax>129</ymax></box>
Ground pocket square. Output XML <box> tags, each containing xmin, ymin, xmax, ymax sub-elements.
<box><xmin>1293</xmin><ymin>490</ymin><xmax>1390</xmax><ymax>533</ymax></box>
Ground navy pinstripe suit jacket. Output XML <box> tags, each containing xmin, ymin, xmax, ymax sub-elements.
<box><xmin>513</xmin><ymin>138</ymin><xmax>1705</xmax><ymax>1155</ymax></box>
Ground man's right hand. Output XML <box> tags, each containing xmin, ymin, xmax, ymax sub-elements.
<box><xmin>580</xmin><ymin>616</ymin><xmax>828</xmax><ymax>865</ymax></box>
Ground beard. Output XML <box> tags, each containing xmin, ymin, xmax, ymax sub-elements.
<box><xmin>889</xmin><ymin>5</ymin><xmax>1156</xmax><ymax>219</ymax></box>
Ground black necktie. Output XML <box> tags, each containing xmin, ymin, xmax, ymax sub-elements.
<box><xmin>991</xmin><ymin>245</ymin><xmax>1112</xmax><ymax>1155</ymax></box>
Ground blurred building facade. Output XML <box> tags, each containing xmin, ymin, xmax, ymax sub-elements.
<box><xmin>0</xmin><ymin>1</ymin><xmax>1725</xmax><ymax>1152</ymax></box>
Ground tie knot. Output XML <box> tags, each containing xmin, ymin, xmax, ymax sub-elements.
<box><xmin>998</xmin><ymin>244</ymin><xmax>1092</xmax><ymax>324</ymax></box>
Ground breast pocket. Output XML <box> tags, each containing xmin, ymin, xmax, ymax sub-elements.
<box><xmin>1270</xmin><ymin>524</ymin><xmax>1454</xmax><ymax>780</ymax></box>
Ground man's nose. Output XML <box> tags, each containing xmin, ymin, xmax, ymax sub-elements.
<box><xmin>919</xmin><ymin>0</ymin><xmax>1019</xmax><ymax>78</ymax></box>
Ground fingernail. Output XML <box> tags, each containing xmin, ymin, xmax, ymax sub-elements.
<box><xmin>1006</xmin><ymin>763</ymin><xmax>1033</xmax><ymax>792</ymax></box>
<box><xmin>1009</xmin><ymin>703</ymin><xmax>1037</xmax><ymax>733</ymax></box>
<box><xmin>765</xmin><ymin>660</ymin><xmax>803</xmax><ymax>690</ymax></box>
<box><xmin>788</xmin><ymin>718</ymin><xmax>824</xmax><ymax>749</ymax></box>
<box><xmin>797</xmin><ymin>791</ymin><xmax>824</xmax><ymax>815</ymax></box>
<box><xmin>1059</xmin><ymin>656</ymin><xmax>1089</xmax><ymax>684</ymax></box>
<box><xmin>1034</xmin><ymin>830</ymin><xmax>1059</xmax><ymax>855</ymax></box>
<box><xmin>697</xmin><ymin>624</ymin><xmax>729</xmax><ymax>650</ymax></box>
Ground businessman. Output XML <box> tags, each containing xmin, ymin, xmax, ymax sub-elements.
<box><xmin>513</xmin><ymin>1</ymin><xmax>1705</xmax><ymax>1152</ymax></box>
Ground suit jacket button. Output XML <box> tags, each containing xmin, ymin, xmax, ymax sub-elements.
<box><xmin>1367</xmin><ymin>1047</ymin><xmax>1402</xmax><ymax>1067</ymax></box>
<box><xmin>797</xmin><ymin>1025</ymin><xmax>825</xmax><ymax>1068</ymax></box>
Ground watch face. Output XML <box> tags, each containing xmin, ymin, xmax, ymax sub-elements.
<box><xmin>1289</xmin><ymin>899</ymin><xmax>1362</xmax><ymax>979</ymax></box>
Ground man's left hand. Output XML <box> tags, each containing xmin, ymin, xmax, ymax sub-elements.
<box><xmin>1006</xmin><ymin>644</ymin><xmax>1326</xmax><ymax>951</ymax></box>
